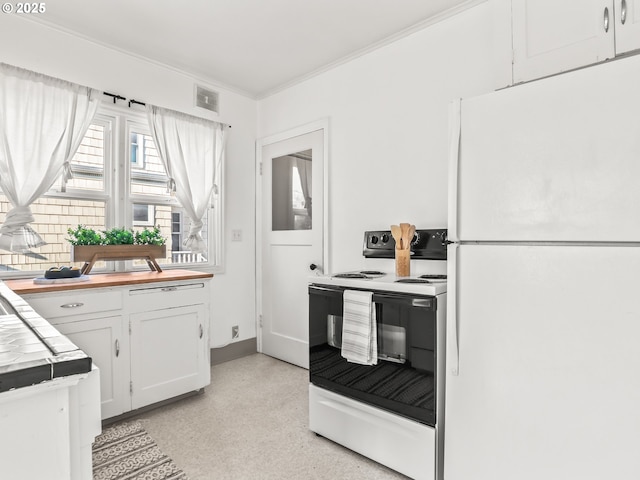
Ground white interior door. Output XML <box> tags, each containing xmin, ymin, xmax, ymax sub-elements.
<box><xmin>257</xmin><ymin>122</ymin><xmax>326</xmax><ymax>368</ymax></box>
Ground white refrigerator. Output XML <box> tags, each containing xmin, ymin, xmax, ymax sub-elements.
<box><xmin>445</xmin><ymin>55</ymin><xmax>640</xmax><ymax>480</ymax></box>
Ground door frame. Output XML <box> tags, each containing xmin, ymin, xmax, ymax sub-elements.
<box><xmin>255</xmin><ymin>118</ymin><xmax>329</xmax><ymax>354</ymax></box>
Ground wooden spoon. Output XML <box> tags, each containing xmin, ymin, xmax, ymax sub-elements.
<box><xmin>391</xmin><ymin>225</ymin><xmax>402</xmax><ymax>250</ymax></box>
<box><xmin>400</xmin><ymin>223</ymin><xmax>410</xmax><ymax>250</ymax></box>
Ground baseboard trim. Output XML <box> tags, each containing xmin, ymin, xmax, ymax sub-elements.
<box><xmin>210</xmin><ymin>338</ymin><xmax>257</xmax><ymax>366</ymax></box>
<box><xmin>103</xmin><ymin>388</ymin><xmax>204</xmax><ymax>426</ymax></box>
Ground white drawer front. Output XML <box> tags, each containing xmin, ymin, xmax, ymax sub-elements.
<box><xmin>24</xmin><ymin>290</ymin><xmax>123</xmax><ymax>322</ymax></box>
<box><xmin>309</xmin><ymin>384</ymin><xmax>436</xmax><ymax>480</ymax></box>
<box><xmin>127</xmin><ymin>282</ymin><xmax>207</xmax><ymax>312</ymax></box>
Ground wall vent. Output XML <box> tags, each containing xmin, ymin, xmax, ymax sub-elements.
<box><xmin>195</xmin><ymin>85</ymin><xmax>219</xmax><ymax>113</ymax></box>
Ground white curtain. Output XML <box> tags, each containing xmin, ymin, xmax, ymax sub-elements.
<box><xmin>0</xmin><ymin>63</ymin><xmax>100</xmax><ymax>252</ymax></box>
<box><xmin>295</xmin><ymin>157</ymin><xmax>312</xmax><ymax>218</ymax></box>
<box><xmin>146</xmin><ymin>105</ymin><xmax>226</xmax><ymax>254</ymax></box>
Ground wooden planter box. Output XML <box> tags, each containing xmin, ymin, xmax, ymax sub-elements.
<box><xmin>71</xmin><ymin>244</ymin><xmax>167</xmax><ymax>274</ymax></box>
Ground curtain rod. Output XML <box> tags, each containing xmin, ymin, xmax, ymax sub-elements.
<box><xmin>102</xmin><ymin>91</ymin><xmax>231</xmax><ymax>128</ymax></box>
<box><xmin>103</xmin><ymin>92</ymin><xmax>125</xmax><ymax>103</ymax></box>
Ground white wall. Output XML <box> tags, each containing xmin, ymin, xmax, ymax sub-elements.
<box><xmin>257</xmin><ymin>3</ymin><xmax>509</xmax><ymax>276</ymax></box>
<box><xmin>0</xmin><ymin>3</ymin><xmax>510</xmax><ymax>347</ymax></box>
<box><xmin>0</xmin><ymin>16</ymin><xmax>258</xmax><ymax>347</ymax></box>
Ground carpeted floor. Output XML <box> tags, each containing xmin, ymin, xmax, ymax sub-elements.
<box><xmin>93</xmin><ymin>421</ymin><xmax>189</xmax><ymax>480</ymax></box>
<box><xmin>113</xmin><ymin>353</ymin><xmax>408</xmax><ymax>480</ymax></box>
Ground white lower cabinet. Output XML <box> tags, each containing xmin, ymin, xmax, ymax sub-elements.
<box><xmin>130</xmin><ymin>304</ymin><xmax>208</xmax><ymax>409</ymax></box>
<box><xmin>0</xmin><ymin>370</ymin><xmax>101</xmax><ymax>480</ymax></box>
<box><xmin>55</xmin><ymin>315</ymin><xmax>128</xmax><ymax>419</ymax></box>
<box><xmin>23</xmin><ymin>278</ymin><xmax>210</xmax><ymax>420</ymax></box>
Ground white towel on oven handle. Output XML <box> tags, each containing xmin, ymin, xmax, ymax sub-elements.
<box><xmin>341</xmin><ymin>290</ymin><xmax>377</xmax><ymax>365</ymax></box>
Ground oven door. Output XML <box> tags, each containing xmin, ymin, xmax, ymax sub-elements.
<box><xmin>308</xmin><ymin>284</ymin><xmax>438</xmax><ymax>426</ymax></box>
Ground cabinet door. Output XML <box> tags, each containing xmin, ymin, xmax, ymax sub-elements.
<box><xmin>55</xmin><ymin>316</ymin><xmax>128</xmax><ymax>420</ymax></box>
<box><xmin>129</xmin><ymin>304</ymin><xmax>207</xmax><ymax>410</ymax></box>
<box><xmin>615</xmin><ymin>0</ymin><xmax>640</xmax><ymax>53</ymax></box>
<box><xmin>512</xmin><ymin>0</ymin><xmax>615</xmax><ymax>83</ymax></box>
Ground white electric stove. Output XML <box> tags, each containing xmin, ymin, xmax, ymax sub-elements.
<box><xmin>308</xmin><ymin>229</ymin><xmax>448</xmax><ymax>480</ymax></box>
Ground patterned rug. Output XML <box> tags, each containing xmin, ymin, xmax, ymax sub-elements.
<box><xmin>93</xmin><ymin>421</ymin><xmax>189</xmax><ymax>480</ymax></box>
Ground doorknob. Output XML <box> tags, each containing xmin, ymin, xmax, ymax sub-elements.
<box><xmin>309</xmin><ymin>263</ymin><xmax>322</xmax><ymax>273</ymax></box>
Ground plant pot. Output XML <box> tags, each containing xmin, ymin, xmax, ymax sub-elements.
<box><xmin>71</xmin><ymin>244</ymin><xmax>167</xmax><ymax>274</ymax></box>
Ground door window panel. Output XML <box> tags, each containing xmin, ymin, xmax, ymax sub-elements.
<box><xmin>272</xmin><ymin>149</ymin><xmax>312</xmax><ymax>231</ymax></box>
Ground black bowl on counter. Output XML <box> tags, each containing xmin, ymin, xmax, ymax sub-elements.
<box><xmin>44</xmin><ymin>266</ymin><xmax>82</xmax><ymax>279</ymax></box>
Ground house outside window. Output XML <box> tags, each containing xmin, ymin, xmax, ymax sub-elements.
<box><xmin>0</xmin><ymin>103</ymin><xmax>222</xmax><ymax>274</ymax></box>
<box><xmin>130</xmin><ymin>132</ymin><xmax>145</xmax><ymax>169</ymax></box>
<box><xmin>171</xmin><ymin>212</ymin><xmax>182</xmax><ymax>250</ymax></box>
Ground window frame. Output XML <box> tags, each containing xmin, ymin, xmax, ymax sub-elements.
<box><xmin>0</xmin><ymin>101</ymin><xmax>224</xmax><ymax>277</ymax></box>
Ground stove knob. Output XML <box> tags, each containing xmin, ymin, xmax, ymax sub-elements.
<box><xmin>381</xmin><ymin>233</ymin><xmax>389</xmax><ymax>243</ymax></box>
<box><xmin>370</xmin><ymin>235</ymin><xmax>379</xmax><ymax>245</ymax></box>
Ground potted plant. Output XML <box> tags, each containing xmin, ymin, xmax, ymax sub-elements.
<box><xmin>67</xmin><ymin>225</ymin><xmax>167</xmax><ymax>274</ymax></box>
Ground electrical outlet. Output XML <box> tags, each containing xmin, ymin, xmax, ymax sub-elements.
<box><xmin>232</xmin><ymin>325</ymin><xmax>239</xmax><ymax>339</ymax></box>
<box><xmin>232</xmin><ymin>229</ymin><xmax>242</xmax><ymax>242</ymax></box>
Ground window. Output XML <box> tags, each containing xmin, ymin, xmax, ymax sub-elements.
<box><xmin>132</xmin><ymin>204</ymin><xmax>155</xmax><ymax>226</ymax></box>
<box><xmin>130</xmin><ymin>132</ymin><xmax>143</xmax><ymax>168</ymax></box>
<box><xmin>171</xmin><ymin>212</ymin><xmax>182</xmax><ymax>251</ymax></box>
<box><xmin>0</xmin><ymin>103</ymin><xmax>222</xmax><ymax>274</ymax></box>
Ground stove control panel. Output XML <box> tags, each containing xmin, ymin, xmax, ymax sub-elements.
<box><xmin>363</xmin><ymin>229</ymin><xmax>447</xmax><ymax>260</ymax></box>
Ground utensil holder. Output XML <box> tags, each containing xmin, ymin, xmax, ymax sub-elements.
<box><xmin>395</xmin><ymin>249</ymin><xmax>410</xmax><ymax>277</ymax></box>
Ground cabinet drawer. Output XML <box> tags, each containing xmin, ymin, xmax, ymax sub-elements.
<box><xmin>128</xmin><ymin>282</ymin><xmax>207</xmax><ymax>312</ymax></box>
<box><xmin>24</xmin><ymin>290</ymin><xmax>123</xmax><ymax>322</ymax></box>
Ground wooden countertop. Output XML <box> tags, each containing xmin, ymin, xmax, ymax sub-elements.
<box><xmin>5</xmin><ymin>269</ymin><xmax>213</xmax><ymax>295</ymax></box>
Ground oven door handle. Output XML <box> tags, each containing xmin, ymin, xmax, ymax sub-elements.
<box><xmin>309</xmin><ymin>285</ymin><xmax>344</xmax><ymax>297</ymax></box>
<box><xmin>371</xmin><ymin>293</ymin><xmax>435</xmax><ymax>309</ymax></box>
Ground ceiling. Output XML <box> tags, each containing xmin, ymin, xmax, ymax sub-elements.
<box><xmin>31</xmin><ymin>0</ymin><xmax>478</xmax><ymax>98</ymax></box>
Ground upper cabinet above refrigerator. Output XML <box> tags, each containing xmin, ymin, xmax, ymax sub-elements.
<box><xmin>615</xmin><ymin>0</ymin><xmax>640</xmax><ymax>53</ymax></box>
<box><xmin>448</xmin><ymin>54</ymin><xmax>640</xmax><ymax>243</ymax></box>
<box><xmin>511</xmin><ymin>0</ymin><xmax>640</xmax><ymax>84</ymax></box>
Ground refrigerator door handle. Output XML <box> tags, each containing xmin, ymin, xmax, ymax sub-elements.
<box><xmin>447</xmin><ymin>242</ymin><xmax>460</xmax><ymax>376</ymax></box>
<box><xmin>448</xmin><ymin>98</ymin><xmax>461</xmax><ymax>243</ymax></box>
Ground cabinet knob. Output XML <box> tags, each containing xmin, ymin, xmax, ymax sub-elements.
<box><xmin>621</xmin><ymin>0</ymin><xmax>627</xmax><ymax>25</ymax></box>
<box><xmin>604</xmin><ymin>6</ymin><xmax>610</xmax><ymax>32</ymax></box>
